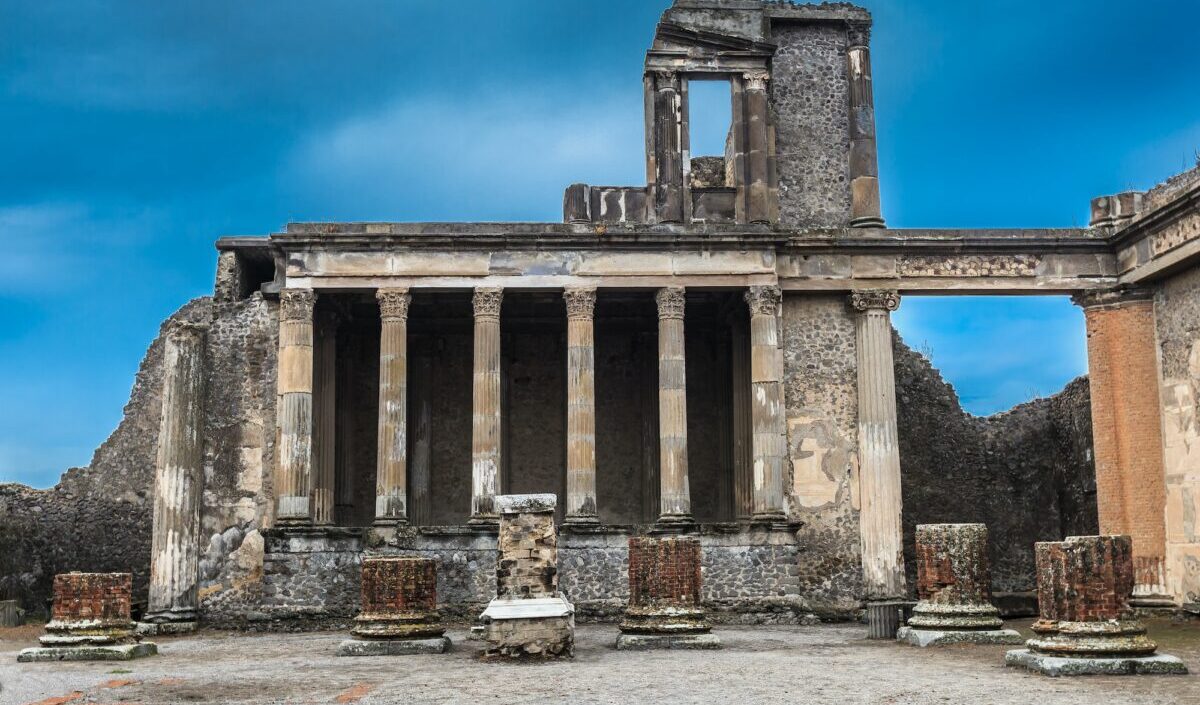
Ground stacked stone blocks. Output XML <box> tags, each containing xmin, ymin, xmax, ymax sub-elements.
<box><xmin>481</xmin><ymin>494</ymin><xmax>574</xmax><ymax>659</ymax></box>
<box><xmin>18</xmin><ymin>573</ymin><xmax>157</xmax><ymax>662</ymax></box>
<box><xmin>897</xmin><ymin>524</ymin><xmax>1021</xmax><ymax>646</ymax></box>
<box><xmin>1006</xmin><ymin>536</ymin><xmax>1187</xmax><ymax>676</ymax></box>
<box><xmin>617</xmin><ymin>536</ymin><xmax>719</xmax><ymax>650</ymax></box>
<box><xmin>338</xmin><ymin>557</ymin><xmax>449</xmax><ymax>655</ymax></box>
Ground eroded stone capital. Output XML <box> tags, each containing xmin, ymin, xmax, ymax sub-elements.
<box><xmin>376</xmin><ymin>288</ymin><xmax>412</xmax><ymax>322</ymax></box>
<box><xmin>651</xmin><ymin>69</ymin><xmax>678</xmax><ymax>87</ymax></box>
<box><xmin>563</xmin><ymin>288</ymin><xmax>597</xmax><ymax>320</ymax></box>
<box><xmin>472</xmin><ymin>287</ymin><xmax>504</xmax><ymax>320</ymax></box>
<box><xmin>850</xmin><ymin>289</ymin><xmax>899</xmax><ymax>313</ymax></box>
<box><xmin>743</xmin><ymin>70</ymin><xmax>770</xmax><ymax>91</ymax></box>
<box><xmin>656</xmin><ymin>286</ymin><xmax>686</xmax><ymax>320</ymax></box>
<box><xmin>279</xmin><ymin>288</ymin><xmax>317</xmax><ymax>322</ymax></box>
<box><xmin>744</xmin><ymin>285</ymin><xmax>781</xmax><ymax>318</ymax></box>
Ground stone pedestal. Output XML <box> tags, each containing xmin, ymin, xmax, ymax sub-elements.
<box><xmin>481</xmin><ymin>494</ymin><xmax>574</xmax><ymax>659</ymax></box>
<box><xmin>897</xmin><ymin>524</ymin><xmax>1021</xmax><ymax>647</ymax></box>
<box><xmin>617</xmin><ymin>536</ymin><xmax>719</xmax><ymax>650</ymax></box>
<box><xmin>338</xmin><ymin>556</ymin><xmax>449</xmax><ymax>656</ymax></box>
<box><xmin>18</xmin><ymin>573</ymin><xmax>157</xmax><ymax>662</ymax></box>
<box><xmin>1006</xmin><ymin>535</ymin><xmax>1187</xmax><ymax>676</ymax></box>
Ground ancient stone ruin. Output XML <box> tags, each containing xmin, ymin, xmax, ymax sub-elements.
<box><xmin>1</xmin><ymin>0</ymin><xmax>1198</xmax><ymax>648</ymax></box>
<box><xmin>896</xmin><ymin>523</ymin><xmax>1021</xmax><ymax>647</ymax></box>
<box><xmin>338</xmin><ymin>557</ymin><xmax>450</xmax><ymax>656</ymax></box>
<box><xmin>1006</xmin><ymin>536</ymin><xmax>1187</xmax><ymax>676</ymax></box>
<box><xmin>18</xmin><ymin>573</ymin><xmax>156</xmax><ymax>662</ymax></box>
<box><xmin>480</xmin><ymin>494</ymin><xmax>574</xmax><ymax>659</ymax></box>
<box><xmin>617</xmin><ymin>536</ymin><xmax>719</xmax><ymax>650</ymax></box>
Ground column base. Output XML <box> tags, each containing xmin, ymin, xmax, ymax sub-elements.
<box><xmin>651</xmin><ymin>515</ymin><xmax>694</xmax><ymax>533</ymax></box>
<box><xmin>1005</xmin><ymin>648</ymin><xmax>1188</xmax><ymax>676</ymax></box>
<box><xmin>373</xmin><ymin>517</ymin><xmax>410</xmax><ymax>527</ymax></box>
<box><xmin>849</xmin><ymin>216</ymin><xmax>886</xmax><ymax>228</ymax></box>
<box><xmin>136</xmin><ymin>621</ymin><xmax>198</xmax><ymax>636</ymax></box>
<box><xmin>615</xmin><ymin>633</ymin><xmax>721</xmax><ymax>651</ymax></box>
<box><xmin>467</xmin><ymin>515</ymin><xmax>499</xmax><ymax>531</ymax></box>
<box><xmin>18</xmin><ymin>642</ymin><xmax>157</xmax><ymax>662</ymax></box>
<box><xmin>563</xmin><ymin>514</ymin><xmax>600</xmax><ymax>527</ymax></box>
<box><xmin>337</xmin><ymin>636</ymin><xmax>451</xmax><ymax>657</ymax></box>
<box><xmin>897</xmin><ymin>626</ymin><xmax>1023</xmax><ymax>647</ymax></box>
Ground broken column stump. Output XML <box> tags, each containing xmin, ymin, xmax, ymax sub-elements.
<box><xmin>337</xmin><ymin>556</ymin><xmax>450</xmax><ymax>656</ymax></box>
<box><xmin>1005</xmin><ymin>535</ymin><xmax>1188</xmax><ymax>676</ymax></box>
<box><xmin>897</xmin><ymin>523</ymin><xmax>1021</xmax><ymax>647</ymax></box>
<box><xmin>480</xmin><ymin>494</ymin><xmax>574</xmax><ymax>659</ymax></box>
<box><xmin>616</xmin><ymin>536</ymin><xmax>720</xmax><ymax>650</ymax></box>
<box><xmin>18</xmin><ymin>573</ymin><xmax>157</xmax><ymax>662</ymax></box>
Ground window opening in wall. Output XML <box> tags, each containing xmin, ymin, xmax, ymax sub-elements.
<box><xmin>687</xmin><ymin>78</ymin><xmax>733</xmax><ymax>189</ymax></box>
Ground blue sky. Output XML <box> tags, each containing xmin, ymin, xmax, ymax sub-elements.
<box><xmin>2</xmin><ymin>1</ymin><xmax>1198</xmax><ymax>488</ymax></box>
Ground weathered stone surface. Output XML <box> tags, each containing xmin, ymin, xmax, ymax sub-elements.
<box><xmin>337</xmin><ymin>636</ymin><xmax>450</xmax><ymax>656</ymax></box>
<box><xmin>17</xmin><ymin>642</ymin><xmax>158</xmax><ymax>663</ymax></box>
<box><xmin>897</xmin><ymin>626</ymin><xmax>1021</xmax><ymax>647</ymax></box>
<box><xmin>906</xmin><ymin>524</ymin><xmax>1004</xmax><ymax>632</ymax></box>
<box><xmin>620</xmin><ymin>537</ymin><xmax>711</xmax><ymax>636</ymax></box>
<box><xmin>43</xmin><ymin>573</ymin><xmax>137</xmax><ymax>645</ymax></box>
<box><xmin>1005</xmin><ymin>649</ymin><xmax>1188</xmax><ymax>677</ymax></box>
<box><xmin>494</xmin><ymin>494</ymin><xmax>556</xmax><ymax>516</ymax></box>
<box><xmin>615</xmin><ymin>632</ymin><xmax>721</xmax><ymax>650</ymax></box>
<box><xmin>350</xmin><ymin>557</ymin><xmax>444</xmax><ymax>640</ymax></box>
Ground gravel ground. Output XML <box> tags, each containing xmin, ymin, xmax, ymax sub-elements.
<box><xmin>1</xmin><ymin>620</ymin><xmax>1197</xmax><ymax>705</ymax></box>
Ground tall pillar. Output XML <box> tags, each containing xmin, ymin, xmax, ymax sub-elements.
<box><xmin>564</xmin><ymin>288</ymin><xmax>599</xmax><ymax>525</ymax></box>
<box><xmin>730</xmin><ymin>319</ymin><xmax>753</xmax><ymax>521</ymax></box>
<box><xmin>847</xmin><ymin>23</ymin><xmax>884</xmax><ymax>228</ymax></box>
<box><xmin>276</xmin><ymin>288</ymin><xmax>317</xmax><ymax>525</ymax></box>
<box><xmin>652</xmin><ymin>70</ymin><xmax>684</xmax><ymax>224</ymax></box>
<box><xmin>746</xmin><ymin>286</ymin><xmax>787</xmax><ymax>522</ymax></box>
<box><xmin>311</xmin><ymin>307</ymin><xmax>338</xmax><ymax>526</ymax></box>
<box><xmin>656</xmin><ymin>287</ymin><xmax>692</xmax><ymax>525</ymax></box>
<box><xmin>851</xmin><ymin>290</ymin><xmax>906</xmax><ymax>605</ymax></box>
<box><xmin>1073</xmin><ymin>288</ymin><xmax>1170</xmax><ymax>604</ymax></box>
<box><xmin>375</xmin><ymin>288</ymin><xmax>411</xmax><ymax>525</ymax></box>
<box><xmin>145</xmin><ymin>320</ymin><xmax>207</xmax><ymax>627</ymax></box>
<box><xmin>744</xmin><ymin>71</ymin><xmax>774</xmax><ymax>224</ymax></box>
<box><xmin>410</xmin><ymin>343</ymin><xmax>434</xmax><ymax>527</ymax></box>
<box><xmin>470</xmin><ymin>287</ymin><xmax>504</xmax><ymax>526</ymax></box>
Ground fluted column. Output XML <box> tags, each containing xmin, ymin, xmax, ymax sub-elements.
<box><xmin>470</xmin><ymin>288</ymin><xmax>504</xmax><ymax>526</ymax></box>
<box><xmin>311</xmin><ymin>307</ymin><xmax>338</xmax><ymax>526</ymax></box>
<box><xmin>375</xmin><ymin>288</ymin><xmax>411</xmax><ymax>525</ymax></box>
<box><xmin>656</xmin><ymin>287</ymin><xmax>692</xmax><ymax>525</ymax></box>
<box><xmin>564</xmin><ymin>288</ymin><xmax>599</xmax><ymax>525</ymax></box>
<box><xmin>847</xmin><ymin>23</ymin><xmax>884</xmax><ymax>228</ymax></box>
<box><xmin>744</xmin><ymin>71</ymin><xmax>774</xmax><ymax>224</ymax></box>
<box><xmin>652</xmin><ymin>70</ymin><xmax>684</xmax><ymax>224</ymax></box>
<box><xmin>146</xmin><ymin>320</ymin><xmax>207</xmax><ymax>625</ymax></box>
<box><xmin>276</xmin><ymin>288</ymin><xmax>316</xmax><ymax>525</ymax></box>
<box><xmin>852</xmin><ymin>290</ymin><xmax>906</xmax><ymax>600</ymax></box>
<box><xmin>746</xmin><ymin>286</ymin><xmax>787</xmax><ymax>522</ymax></box>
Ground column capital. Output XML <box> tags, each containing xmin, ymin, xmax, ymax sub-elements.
<box><xmin>656</xmin><ymin>287</ymin><xmax>686</xmax><ymax>320</ymax></box>
<box><xmin>279</xmin><ymin>288</ymin><xmax>317</xmax><ymax>322</ymax></box>
<box><xmin>743</xmin><ymin>70</ymin><xmax>770</xmax><ymax>91</ymax></box>
<box><xmin>563</xmin><ymin>288</ymin><xmax>597</xmax><ymax>320</ymax></box>
<box><xmin>850</xmin><ymin>289</ymin><xmax>900</xmax><ymax>313</ymax></box>
<box><xmin>1070</xmin><ymin>286</ymin><xmax>1154</xmax><ymax>310</ymax></box>
<box><xmin>847</xmin><ymin>21</ymin><xmax>871</xmax><ymax>48</ymax></box>
<box><xmin>651</xmin><ymin>69</ymin><xmax>678</xmax><ymax>85</ymax></box>
<box><xmin>744</xmin><ymin>285</ymin><xmax>782</xmax><ymax>317</ymax></box>
<box><xmin>376</xmin><ymin>288</ymin><xmax>412</xmax><ymax>322</ymax></box>
<box><xmin>472</xmin><ymin>287</ymin><xmax>504</xmax><ymax>320</ymax></box>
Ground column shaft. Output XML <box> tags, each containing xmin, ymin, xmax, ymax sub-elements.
<box><xmin>653</xmin><ymin>71</ymin><xmax>684</xmax><ymax>223</ymax></box>
<box><xmin>746</xmin><ymin>286</ymin><xmax>787</xmax><ymax>521</ymax></box>
<box><xmin>730</xmin><ymin>320</ymin><xmax>754</xmax><ymax>520</ymax></box>
<box><xmin>410</xmin><ymin>347</ymin><xmax>433</xmax><ymax>527</ymax></box>
<box><xmin>564</xmin><ymin>288</ymin><xmax>598</xmax><ymax>524</ymax></box>
<box><xmin>847</xmin><ymin>25</ymin><xmax>884</xmax><ymax>228</ymax></box>
<box><xmin>852</xmin><ymin>290</ymin><xmax>906</xmax><ymax>599</ymax></box>
<box><xmin>276</xmin><ymin>289</ymin><xmax>316</xmax><ymax>524</ymax></box>
<box><xmin>656</xmin><ymin>287</ymin><xmax>692</xmax><ymax>524</ymax></box>
<box><xmin>147</xmin><ymin>320</ymin><xmax>207</xmax><ymax>622</ymax></box>
<box><xmin>471</xmin><ymin>288</ymin><xmax>504</xmax><ymax>524</ymax></box>
<box><xmin>744</xmin><ymin>72</ymin><xmax>773</xmax><ymax>224</ymax></box>
<box><xmin>311</xmin><ymin>311</ymin><xmax>337</xmax><ymax>525</ymax></box>
<box><xmin>375</xmin><ymin>289</ymin><xmax>411</xmax><ymax>524</ymax></box>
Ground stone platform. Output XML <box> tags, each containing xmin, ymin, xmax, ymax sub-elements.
<box><xmin>897</xmin><ymin>626</ymin><xmax>1022</xmax><ymax>647</ymax></box>
<box><xmin>18</xmin><ymin>642</ymin><xmax>158</xmax><ymax>662</ymax></box>
<box><xmin>615</xmin><ymin>633</ymin><xmax>721</xmax><ymax>650</ymax></box>
<box><xmin>337</xmin><ymin>637</ymin><xmax>451</xmax><ymax>656</ymax></box>
<box><xmin>1005</xmin><ymin>648</ymin><xmax>1188</xmax><ymax>676</ymax></box>
<box><xmin>137</xmin><ymin>621</ymin><xmax>198</xmax><ymax>636</ymax></box>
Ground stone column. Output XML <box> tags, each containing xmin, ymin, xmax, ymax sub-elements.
<box><xmin>374</xmin><ymin>288</ymin><xmax>411</xmax><ymax>525</ymax></box>
<box><xmin>743</xmin><ymin>71</ymin><xmax>773</xmax><ymax>224</ymax></box>
<box><xmin>19</xmin><ymin>573</ymin><xmax>155</xmax><ymax>662</ymax></box>
<box><xmin>1007</xmin><ymin>535</ymin><xmax>1187</xmax><ymax>675</ymax></box>
<box><xmin>471</xmin><ymin>288</ymin><xmax>504</xmax><ymax>526</ymax></box>
<box><xmin>897</xmin><ymin>524</ymin><xmax>1021</xmax><ymax>646</ymax></box>
<box><xmin>311</xmin><ymin>308</ymin><xmax>338</xmax><ymax>526</ymax></box>
<box><xmin>851</xmin><ymin>290</ymin><xmax>907</xmax><ymax>610</ymax></box>
<box><xmin>145</xmin><ymin>320</ymin><xmax>207</xmax><ymax>628</ymax></box>
<box><xmin>656</xmin><ymin>287</ymin><xmax>692</xmax><ymax>525</ymax></box>
<box><xmin>1072</xmin><ymin>288</ymin><xmax>1170</xmax><ymax>605</ymax></box>
<box><xmin>338</xmin><ymin>557</ymin><xmax>449</xmax><ymax>655</ymax></box>
<box><xmin>617</xmin><ymin>537</ymin><xmax>718</xmax><ymax>650</ymax></box>
<box><xmin>745</xmin><ymin>286</ymin><xmax>787</xmax><ymax>522</ymax></box>
<box><xmin>276</xmin><ymin>288</ymin><xmax>316</xmax><ymax>525</ymax></box>
<box><xmin>564</xmin><ymin>288</ymin><xmax>599</xmax><ymax>525</ymax></box>
<box><xmin>652</xmin><ymin>70</ymin><xmax>684</xmax><ymax>224</ymax></box>
<box><xmin>847</xmin><ymin>23</ymin><xmax>884</xmax><ymax>228</ymax></box>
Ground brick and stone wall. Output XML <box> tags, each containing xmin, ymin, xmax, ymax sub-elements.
<box><xmin>627</xmin><ymin>537</ymin><xmax>702</xmax><ymax>610</ymax></box>
<box><xmin>50</xmin><ymin>573</ymin><xmax>133</xmax><ymax>626</ymax></box>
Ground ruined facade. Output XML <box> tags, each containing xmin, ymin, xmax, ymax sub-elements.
<box><xmin>2</xmin><ymin>0</ymin><xmax>1198</xmax><ymax>627</ymax></box>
